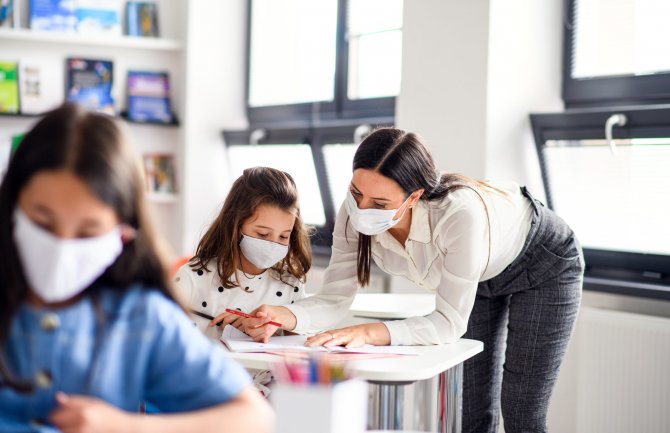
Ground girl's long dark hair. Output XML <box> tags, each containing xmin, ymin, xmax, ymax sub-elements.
<box><xmin>190</xmin><ymin>166</ymin><xmax>312</xmax><ymax>289</ymax></box>
<box><xmin>352</xmin><ymin>127</ymin><xmax>501</xmax><ymax>286</ymax></box>
<box><xmin>0</xmin><ymin>103</ymin><xmax>176</xmax><ymax>392</ymax></box>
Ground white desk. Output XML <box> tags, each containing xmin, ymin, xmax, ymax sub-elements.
<box><xmin>227</xmin><ymin>339</ymin><xmax>483</xmax><ymax>432</ymax></box>
<box><xmin>349</xmin><ymin>293</ymin><xmax>436</xmax><ymax>320</ymax></box>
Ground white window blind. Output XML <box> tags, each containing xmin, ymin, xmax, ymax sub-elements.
<box><xmin>544</xmin><ymin>138</ymin><xmax>670</xmax><ymax>255</ymax></box>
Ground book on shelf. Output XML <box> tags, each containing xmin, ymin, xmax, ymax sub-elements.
<box><xmin>0</xmin><ymin>132</ymin><xmax>24</xmax><ymax>181</ymax></box>
<box><xmin>143</xmin><ymin>153</ymin><xmax>177</xmax><ymax>194</ymax></box>
<box><xmin>76</xmin><ymin>0</ymin><xmax>122</xmax><ymax>35</ymax></box>
<box><xmin>126</xmin><ymin>70</ymin><xmax>173</xmax><ymax>124</ymax></box>
<box><xmin>0</xmin><ymin>0</ymin><xmax>18</xmax><ymax>29</ymax></box>
<box><xmin>66</xmin><ymin>57</ymin><xmax>115</xmax><ymax>116</ymax></box>
<box><xmin>0</xmin><ymin>61</ymin><xmax>19</xmax><ymax>114</ymax></box>
<box><xmin>19</xmin><ymin>58</ymin><xmax>62</xmax><ymax>115</ymax></box>
<box><xmin>126</xmin><ymin>1</ymin><xmax>158</xmax><ymax>37</ymax></box>
<box><xmin>30</xmin><ymin>0</ymin><xmax>77</xmax><ymax>33</ymax></box>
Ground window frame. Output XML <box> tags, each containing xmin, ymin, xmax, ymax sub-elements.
<box><xmin>530</xmin><ymin>105</ymin><xmax>670</xmax><ymax>301</ymax></box>
<box><xmin>245</xmin><ymin>0</ymin><xmax>398</xmax><ymax>127</ymax></box>
<box><xmin>563</xmin><ymin>0</ymin><xmax>670</xmax><ymax>108</ymax></box>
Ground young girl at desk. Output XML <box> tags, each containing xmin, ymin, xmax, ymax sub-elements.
<box><xmin>0</xmin><ymin>104</ymin><xmax>273</xmax><ymax>433</ymax></box>
<box><xmin>174</xmin><ymin>167</ymin><xmax>312</xmax><ymax>341</ymax></box>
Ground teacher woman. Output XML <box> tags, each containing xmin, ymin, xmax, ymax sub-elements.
<box><xmin>247</xmin><ymin>127</ymin><xmax>583</xmax><ymax>433</ymax></box>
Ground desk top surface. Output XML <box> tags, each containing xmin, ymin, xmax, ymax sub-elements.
<box><xmin>349</xmin><ymin>293</ymin><xmax>436</xmax><ymax>319</ymax></box>
<box><xmin>226</xmin><ymin>338</ymin><xmax>483</xmax><ymax>382</ymax></box>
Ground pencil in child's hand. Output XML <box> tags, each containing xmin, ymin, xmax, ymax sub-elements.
<box><xmin>224</xmin><ymin>308</ymin><xmax>283</xmax><ymax>328</ymax></box>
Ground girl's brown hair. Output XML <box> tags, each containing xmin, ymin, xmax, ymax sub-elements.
<box><xmin>0</xmin><ymin>103</ymin><xmax>177</xmax><ymax>392</ymax></box>
<box><xmin>190</xmin><ymin>166</ymin><xmax>312</xmax><ymax>288</ymax></box>
<box><xmin>352</xmin><ymin>127</ymin><xmax>503</xmax><ymax>286</ymax></box>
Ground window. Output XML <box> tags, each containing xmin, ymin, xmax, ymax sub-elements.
<box><xmin>530</xmin><ymin>107</ymin><xmax>670</xmax><ymax>300</ymax></box>
<box><xmin>565</xmin><ymin>0</ymin><xmax>670</xmax><ymax>106</ymax></box>
<box><xmin>225</xmin><ymin>0</ymin><xmax>401</xmax><ymax>252</ymax></box>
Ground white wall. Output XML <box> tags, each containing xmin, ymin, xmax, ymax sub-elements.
<box><xmin>180</xmin><ymin>0</ymin><xmax>248</xmax><ymax>255</ymax></box>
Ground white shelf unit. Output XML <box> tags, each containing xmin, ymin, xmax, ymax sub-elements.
<box><xmin>0</xmin><ymin>0</ymin><xmax>187</xmax><ymax>255</ymax></box>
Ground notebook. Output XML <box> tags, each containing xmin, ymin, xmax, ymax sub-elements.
<box><xmin>219</xmin><ymin>325</ymin><xmax>418</xmax><ymax>356</ymax></box>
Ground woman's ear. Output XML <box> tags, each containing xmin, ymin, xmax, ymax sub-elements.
<box><xmin>409</xmin><ymin>189</ymin><xmax>425</xmax><ymax>207</ymax></box>
<box><xmin>120</xmin><ymin>225</ymin><xmax>137</xmax><ymax>244</ymax></box>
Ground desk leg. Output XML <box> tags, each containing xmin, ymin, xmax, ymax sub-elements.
<box><xmin>367</xmin><ymin>362</ymin><xmax>463</xmax><ymax>433</ymax></box>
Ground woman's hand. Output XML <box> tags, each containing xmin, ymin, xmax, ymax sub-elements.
<box><xmin>305</xmin><ymin>323</ymin><xmax>391</xmax><ymax>348</ymax></box>
<box><xmin>50</xmin><ymin>392</ymin><xmax>132</xmax><ymax>433</ymax></box>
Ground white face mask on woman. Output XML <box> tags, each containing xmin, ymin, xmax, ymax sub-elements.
<box><xmin>12</xmin><ymin>208</ymin><xmax>123</xmax><ymax>303</ymax></box>
<box><xmin>345</xmin><ymin>190</ymin><xmax>411</xmax><ymax>236</ymax></box>
<box><xmin>239</xmin><ymin>234</ymin><xmax>289</xmax><ymax>269</ymax></box>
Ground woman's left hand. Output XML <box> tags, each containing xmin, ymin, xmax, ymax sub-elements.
<box><xmin>305</xmin><ymin>323</ymin><xmax>391</xmax><ymax>348</ymax></box>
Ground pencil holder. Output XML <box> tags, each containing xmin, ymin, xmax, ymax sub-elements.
<box><xmin>271</xmin><ymin>378</ymin><xmax>368</xmax><ymax>433</ymax></box>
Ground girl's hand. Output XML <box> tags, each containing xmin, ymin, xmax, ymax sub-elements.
<box><xmin>50</xmin><ymin>392</ymin><xmax>133</xmax><ymax>433</ymax></box>
<box><xmin>209</xmin><ymin>311</ymin><xmax>244</xmax><ymax>329</ymax></box>
<box><xmin>242</xmin><ymin>305</ymin><xmax>297</xmax><ymax>343</ymax></box>
<box><xmin>305</xmin><ymin>323</ymin><xmax>391</xmax><ymax>348</ymax></box>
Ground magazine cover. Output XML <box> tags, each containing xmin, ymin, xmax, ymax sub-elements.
<box><xmin>126</xmin><ymin>1</ymin><xmax>158</xmax><ymax>37</ymax></box>
<box><xmin>126</xmin><ymin>70</ymin><xmax>172</xmax><ymax>124</ymax></box>
<box><xmin>19</xmin><ymin>58</ymin><xmax>62</xmax><ymax>114</ymax></box>
<box><xmin>143</xmin><ymin>153</ymin><xmax>177</xmax><ymax>194</ymax></box>
<box><xmin>29</xmin><ymin>0</ymin><xmax>77</xmax><ymax>32</ymax></box>
<box><xmin>76</xmin><ymin>0</ymin><xmax>121</xmax><ymax>35</ymax></box>
<box><xmin>0</xmin><ymin>0</ymin><xmax>16</xmax><ymax>28</ymax></box>
<box><xmin>0</xmin><ymin>61</ymin><xmax>19</xmax><ymax>113</ymax></box>
<box><xmin>66</xmin><ymin>57</ymin><xmax>115</xmax><ymax>115</ymax></box>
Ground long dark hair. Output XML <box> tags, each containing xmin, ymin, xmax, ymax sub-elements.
<box><xmin>190</xmin><ymin>166</ymin><xmax>312</xmax><ymax>289</ymax></box>
<box><xmin>352</xmin><ymin>127</ymin><xmax>501</xmax><ymax>286</ymax></box>
<box><xmin>0</xmin><ymin>103</ymin><xmax>176</xmax><ymax>392</ymax></box>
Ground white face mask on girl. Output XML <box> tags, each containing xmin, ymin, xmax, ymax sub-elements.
<box><xmin>239</xmin><ymin>234</ymin><xmax>289</xmax><ymax>269</ymax></box>
<box><xmin>345</xmin><ymin>190</ymin><xmax>411</xmax><ymax>236</ymax></box>
<box><xmin>12</xmin><ymin>208</ymin><xmax>123</xmax><ymax>303</ymax></box>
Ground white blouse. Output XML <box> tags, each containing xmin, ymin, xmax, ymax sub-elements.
<box><xmin>286</xmin><ymin>182</ymin><xmax>534</xmax><ymax>345</ymax></box>
<box><xmin>175</xmin><ymin>260</ymin><xmax>306</xmax><ymax>340</ymax></box>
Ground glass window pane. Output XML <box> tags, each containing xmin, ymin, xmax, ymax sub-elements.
<box><xmin>248</xmin><ymin>0</ymin><xmax>338</xmax><ymax>107</ymax></box>
<box><xmin>544</xmin><ymin>138</ymin><xmax>670</xmax><ymax>255</ymax></box>
<box><xmin>572</xmin><ymin>0</ymin><xmax>670</xmax><ymax>78</ymax></box>
<box><xmin>323</xmin><ymin>143</ymin><xmax>357</xmax><ymax>209</ymax></box>
<box><xmin>348</xmin><ymin>0</ymin><xmax>403</xmax><ymax>100</ymax></box>
<box><xmin>227</xmin><ymin>145</ymin><xmax>327</xmax><ymax>226</ymax></box>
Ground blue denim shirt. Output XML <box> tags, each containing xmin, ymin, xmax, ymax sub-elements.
<box><xmin>0</xmin><ymin>286</ymin><xmax>251</xmax><ymax>432</ymax></box>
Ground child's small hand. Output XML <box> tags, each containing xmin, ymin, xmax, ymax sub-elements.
<box><xmin>50</xmin><ymin>392</ymin><xmax>133</xmax><ymax>433</ymax></box>
<box><xmin>242</xmin><ymin>310</ymin><xmax>280</xmax><ymax>343</ymax></box>
<box><xmin>208</xmin><ymin>311</ymin><xmax>243</xmax><ymax>329</ymax></box>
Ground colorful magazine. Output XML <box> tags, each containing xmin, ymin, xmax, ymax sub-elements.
<box><xmin>29</xmin><ymin>0</ymin><xmax>77</xmax><ymax>33</ymax></box>
<box><xmin>143</xmin><ymin>153</ymin><xmax>177</xmax><ymax>194</ymax></box>
<box><xmin>126</xmin><ymin>1</ymin><xmax>158</xmax><ymax>37</ymax></box>
<box><xmin>0</xmin><ymin>62</ymin><xmax>19</xmax><ymax>113</ymax></box>
<box><xmin>76</xmin><ymin>0</ymin><xmax>121</xmax><ymax>35</ymax></box>
<box><xmin>66</xmin><ymin>58</ymin><xmax>115</xmax><ymax>115</ymax></box>
<box><xmin>126</xmin><ymin>70</ymin><xmax>172</xmax><ymax>124</ymax></box>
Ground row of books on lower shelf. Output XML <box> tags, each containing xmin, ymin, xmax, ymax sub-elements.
<box><xmin>0</xmin><ymin>134</ymin><xmax>177</xmax><ymax>196</ymax></box>
<box><xmin>1</xmin><ymin>0</ymin><xmax>159</xmax><ymax>37</ymax></box>
<box><xmin>0</xmin><ymin>57</ymin><xmax>175</xmax><ymax>124</ymax></box>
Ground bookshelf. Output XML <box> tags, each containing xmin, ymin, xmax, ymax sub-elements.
<box><xmin>0</xmin><ymin>0</ymin><xmax>186</xmax><ymax>255</ymax></box>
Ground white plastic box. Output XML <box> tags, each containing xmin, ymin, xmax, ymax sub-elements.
<box><xmin>271</xmin><ymin>379</ymin><xmax>368</xmax><ymax>433</ymax></box>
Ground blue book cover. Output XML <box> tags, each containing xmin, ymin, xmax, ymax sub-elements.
<box><xmin>126</xmin><ymin>70</ymin><xmax>172</xmax><ymax>124</ymax></box>
<box><xmin>76</xmin><ymin>0</ymin><xmax>121</xmax><ymax>35</ymax></box>
<box><xmin>126</xmin><ymin>2</ymin><xmax>158</xmax><ymax>37</ymax></box>
<box><xmin>66</xmin><ymin>58</ymin><xmax>115</xmax><ymax>116</ymax></box>
<box><xmin>30</xmin><ymin>0</ymin><xmax>76</xmax><ymax>32</ymax></box>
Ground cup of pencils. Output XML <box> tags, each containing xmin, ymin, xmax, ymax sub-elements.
<box><xmin>270</xmin><ymin>354</ymin><xmax>368</xmax><ymax>433</ymax></box>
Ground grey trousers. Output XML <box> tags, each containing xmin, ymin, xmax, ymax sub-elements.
<box><xmin>462</xmin><ymin>187</ymin><xmax>584</xmax><ymax>433</ymax></box>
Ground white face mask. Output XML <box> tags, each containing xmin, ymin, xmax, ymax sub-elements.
<box><xmin>13</xmin><ymin>208</ymin><xmax>124</xmax><ymax>303</ymax></box>
<box><xmin>345</xmin><ymin>190</ymin><xmax>411</xmax><ymax>236</ymax></box>
<box><xmin>239</xmin><ymin>234</ymin><xmax>289</xmax><ymax>269</ymax></box>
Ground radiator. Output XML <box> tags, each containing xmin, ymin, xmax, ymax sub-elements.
<box><xmin>576</xmin><ymin>307</ymin><xmax>670</xmax><ymax>433</ymax></box>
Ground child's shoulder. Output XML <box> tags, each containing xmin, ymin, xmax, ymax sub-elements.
<box><xmin>99</xmin><ymin>285</ymin><xmax>184</xmax><ymax>325</ymax></box>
